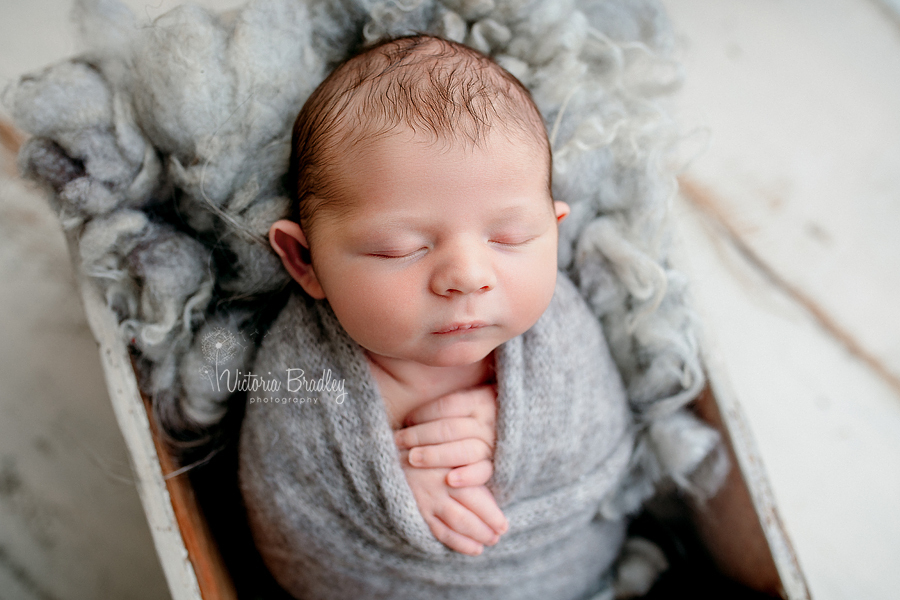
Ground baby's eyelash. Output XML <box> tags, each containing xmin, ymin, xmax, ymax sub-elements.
<box><xmin>490</xmin><ymin>237</ymin><xmax>536</xmax><ymax>247</ymax></box>
<box><xmin>368</xmin><ymin>248</ymin><xmax>427</xmax><ymax>260</ymax></box>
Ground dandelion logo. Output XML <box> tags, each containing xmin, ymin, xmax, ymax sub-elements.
<box><xmin>201</xmin><ymin>328</ymin><xmax>239</xmax><ymax>364</ymax></box>
<box><xmin>199</xmin><ymin>327</ymin><xmax>240</xmax><ymax>392</ymax></box>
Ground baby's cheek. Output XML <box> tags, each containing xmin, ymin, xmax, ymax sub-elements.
<box><xmin>504</xmin><ymin>258</ymin><xmax>557</xmax><ymax>333</ymax></box>
<box><xmin>328</xmin><ymin>269</ymin><xmax>421</xmax><ymax>342</ymax></box>
<box><xmin>515</xmin><ymin>285</ymin><xmax>553</xmax><ymax>333</ymax></box>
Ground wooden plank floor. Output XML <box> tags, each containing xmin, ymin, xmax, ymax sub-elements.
<box><xmin>663</xmin><ymin>1</ymin><xmax>900</xmax><ymax>598</ymax></box>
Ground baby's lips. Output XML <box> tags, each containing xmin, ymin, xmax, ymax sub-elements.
<box><xmin>432</xmin><ymin>320</ymin><xmax>489</xmax><ymax>334</ymax></box>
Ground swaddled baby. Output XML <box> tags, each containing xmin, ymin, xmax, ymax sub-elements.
<box><xmin>239</xmin><ymin>35</ymin><xmax>635</xmax><ymax>599</ymax></box>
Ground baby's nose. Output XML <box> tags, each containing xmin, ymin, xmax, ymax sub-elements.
<box><xmin>430</xmin><ymin>243</ymin><xmax>496</xmax><ymax>296</ymax></box>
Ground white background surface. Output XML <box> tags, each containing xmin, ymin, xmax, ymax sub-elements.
<box><xmin>0</xmin><ymin>1</ymin><xmax>898</xmax><ymax>598</ymax></box>
<box><xmin>664</xmin><ymin>1</ymin><xmax>900</xmax><ymax>598</ymax></box>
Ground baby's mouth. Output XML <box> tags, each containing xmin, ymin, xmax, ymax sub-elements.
<box><xmin>433</xmin><ymin>321</ymin><xmax>489</xmax><ymax>335</ymax></box>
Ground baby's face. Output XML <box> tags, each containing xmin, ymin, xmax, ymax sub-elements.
<box><xmin>301</xmin><ymin>126</ymin><xmax>568</xmax><ymax>368</ymax></box>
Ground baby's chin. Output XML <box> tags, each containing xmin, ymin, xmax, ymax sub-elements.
<box><xmin>419</xmin><ymin>346</ymin><xmax>497</xmax><ymax>368</ymax></box>
<box><xmin>409</xmin><ymin>326</ymin><xmax>531</xmax><ymax>368</ymax></box>
<box><xmin>377</xmin><ymin>342</ymin><xmax>499</xmax><ymax>369</ymax></box>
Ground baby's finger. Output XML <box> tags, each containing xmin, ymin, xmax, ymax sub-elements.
<box><xmin>450</xmin><ymin>485</ymin><xmax>509</xmax><ymax>535</ymax></box>
<box><xmin>408</xmin><ymin>438</ymin><xmax>492</xmax><ymax>468</ymax></box>
<box><xmin>404</xmin><ymin>385</ymin><xmax>496</xmax><ymax>426</ymax></box>
<box><xmin>447</xmin><ymin>459</ymin><xmax>493</xmax><ymax>488</ymax></box>
<box><xmin>394</xmin><ymin>417</ymin><xmax>491</xmax><ymax>449</ymax></box>
<box><xmin>434</xmin><ymin>499</ymin><xmax>501</xmax><ymax>548</ymax></box>
<box><xmin>426</xmin><ymin>516</ymin><xmax>485</xmax><ymax>556</ymax></box>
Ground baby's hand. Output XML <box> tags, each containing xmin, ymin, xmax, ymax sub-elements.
<box><xmin>394</xmin><ymin>385</ymin><xmax>508</xmax><ymax>555</ymax></box>
<box><xmin>394</xmin><ymin>385</ymin><xmax>498</xmax><ymax>488</ymax></box>
<box><xmin>398</xmin><ymin>457</ymin><xmax>507</xmax><ymax>555</ymax></box>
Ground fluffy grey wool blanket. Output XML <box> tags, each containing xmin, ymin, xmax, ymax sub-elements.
<box><xmin>239</xmin><ymin>272</ymin><xmax>634</xmax><ymax>600</ymax></box>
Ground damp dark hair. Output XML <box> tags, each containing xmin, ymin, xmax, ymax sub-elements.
<box><xmin>287</xmin><ymin>34</ymin><xmax>552</xmax><ymax>239</ymax></box>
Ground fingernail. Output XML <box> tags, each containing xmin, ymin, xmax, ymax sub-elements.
<box><xmin>409</xmin><ymin>448</ymin><xmax>422</xmax><ymax>465</ymax></box>
<box><xmin>489</xmin><ymin>534</ymin><xmax>500</xmax><ymax>545</ymax></box>
<box><xmin>447</xmin><ymin>472</ymin><xmax>460</xmax><ymax>486</ymax></box>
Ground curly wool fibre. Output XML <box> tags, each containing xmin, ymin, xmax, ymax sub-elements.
<box><xmin>5</xmin><ymin>0</ymin><xmax>726</xmax><ymax>506</ymax></box>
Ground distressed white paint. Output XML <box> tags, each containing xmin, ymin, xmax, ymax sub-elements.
<box><xmin>72</xmin><ymin>234</ymin><xmax>203</xmax><ymax>600</ymax></box>
<box><xmin>702</xmin><ymin>356</ymin><xmax>811</xmax><ymax>600</ymax></box>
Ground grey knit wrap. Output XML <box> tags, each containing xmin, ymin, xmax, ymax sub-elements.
<box><xmin>239</xmin><ymin>272</ymin><xmax>634</xmax><ymax>600</ymax></box>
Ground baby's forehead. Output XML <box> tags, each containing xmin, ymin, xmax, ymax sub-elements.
<box><xmin>290</xmin><ymin>35</ymin><xmax>553</xmax><ymax>230</ymax></box>
<box><xmin>330</xmin><ymin>125</ymin><xmax>550</xmax><ymax>203</ymax></box>
<box><xmin>325</xmin><ymin>122</ymin><xmax>550</xmax><ymax>189</ymax></box>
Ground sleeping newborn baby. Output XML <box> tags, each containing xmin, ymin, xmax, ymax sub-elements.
<box><xmin>239</xmin><ymin>35</ymin><xmax>635</xmax><ymax>600</ymax></box>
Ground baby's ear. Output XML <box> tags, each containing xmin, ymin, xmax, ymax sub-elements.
<box><xmin>554</xmin><ymin>201</ymin><xmax>571</xmax><ymax>224</ymax></box>
<box><xmin>269</xmin><ymin>220</ymin><xmax>326</xmax><ymax>299</ymax></box>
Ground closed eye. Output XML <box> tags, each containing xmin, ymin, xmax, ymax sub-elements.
<box><xmin>368</xmin><ymin>247</ymin><xmax>427</xmax><ymax>260</ymax></box>
<box><xmin>489</xmin><ymin>236</ymin><xmax>537</xmax><ymax>248</ymax></box>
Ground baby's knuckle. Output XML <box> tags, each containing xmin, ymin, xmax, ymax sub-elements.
<box><xmin>411</xmin><ymin>429</ymin><xmax>426</xmax><ymax>447</ymax></box>
<box><xmin>477</xmin><ymin>440</ymin><xmax>492</xmax><ymax>459</ymax></box>
<box><xmin>438</xmin><ymin>419</ymin><xmax>455</xmax><ymax>441</ymax></box>
<box><xmin>463</xmin><ymin>443</ymin><xmax>481</xmax><ymax>464</ymax></box>
<box><xmin>480</xmin><ymin>424</ymin><xmax>495</xmax><ymax>445</ymax></box>
<box><xmin>476</xmin><ymin>399</ymin><xmax>496</xmax><ymax>418</ymax></box>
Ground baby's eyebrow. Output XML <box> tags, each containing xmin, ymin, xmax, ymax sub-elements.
<box><xmin>348</xmin><ymin>216</ymin><xmax>425</xmax><ymax>239</ymax></box>
<box><xmin>347</xmin><ymin>198</ymin><xmax>551</xmax><ymax>234</ymax></box>
<box><xmin>489</xmin><ymin>202</ymin><xmax>551</xmax><ymax>224</ymax></box>
<box><xmin>364</xmin><ymin>215</ymin><xmax>422</xmax><ymax>231</ymax></box>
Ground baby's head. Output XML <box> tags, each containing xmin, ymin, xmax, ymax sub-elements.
<box><xmin>271</xmin><ymin>35</ymin><xmax>569</xmax><ymax>368</ymax></box>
